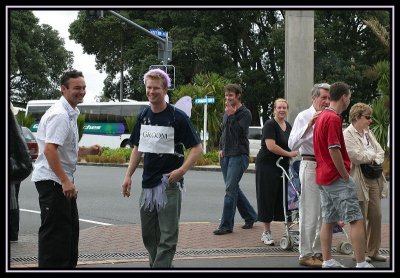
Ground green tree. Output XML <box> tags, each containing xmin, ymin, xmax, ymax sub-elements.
<box><xmin>68</xmin><ymin>9</ymin><xmax>390</xmax><ymax>124</ymax></box>
<box><xmin>9</xmin><ymin>10</ymin><xmax>74</xmax><ymax>103</ymax></box>
<box><xmin>362</xmin><ymin>16</ymin><xmax>390</xmax><ymax>152</ymax></box>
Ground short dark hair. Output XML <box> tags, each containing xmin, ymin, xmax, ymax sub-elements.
<box><xmin>61</xmin><ymin>70</ymin><xmax>84</xmax><ymax>88</ymax></box>
<box><xmin>329</xmin><ymin>82</ymin><xmax>350</xmax><ymax>101</ymax></box>
<box><xmin>224</xmin><ymin>84</ymin><xmax>243</xmax><ymax>100</ymax></box>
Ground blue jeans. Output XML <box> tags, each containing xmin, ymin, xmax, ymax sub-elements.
<box><xmin>219</xmin><ymin>155</ymin><xmax>257</xmax><ymax>231</ymax></box>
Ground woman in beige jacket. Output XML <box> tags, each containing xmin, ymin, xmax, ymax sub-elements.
<box><xmin>344</xmin><ymin>102</ymin><xmax>388</xmax><ymax>262</ymax></box>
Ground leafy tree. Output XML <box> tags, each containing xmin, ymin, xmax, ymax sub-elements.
<box><xmin>370</xmin><ymin>97</ymin><xmax>389</xmax><ymax>152</ymax></box>
<box><xmin>362</xmin><ymin>16</ymin><xmax>390</xmax><ymax>152</ymax></box>
<box><xmin>68</xmin><ymin>9</ymin><xmax>390</xmax><ymax>126</ymax></box>
<box><xmin>9</xmin><ymin>10</ymin><xmax>74</xmax><ymax>103</ymax></box>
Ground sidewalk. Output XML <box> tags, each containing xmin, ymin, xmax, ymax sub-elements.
<box><xmin>8</xmin><ymin>163</ymin><xmax>392</xmax><ymax>270</ymax></box>
<box><xmin>9</xmin><ymin>221</ymin><xmax>391</xmax><ymax>270</ymax></box>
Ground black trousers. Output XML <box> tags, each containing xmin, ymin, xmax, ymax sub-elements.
<box><xmin>9</xmin><ymin>183</ymin><xmax>20</xmax><ymax>241</ymax></box>
<box><xmin>35</xmin><ymin>180</ymin><xmax>79</xmax><ymax>268</ymax></box>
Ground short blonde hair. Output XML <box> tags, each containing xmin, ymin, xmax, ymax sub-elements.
<box><xmin>349</xmin><ymin>102</ymin><xmax>373</xmax><ymax>123</ymax></box>
<box><xmin>143</xmin><ymin>68</ymin><xmax>171</xmax><ymax>89</ymax></box>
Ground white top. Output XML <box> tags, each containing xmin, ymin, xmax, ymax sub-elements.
<box><xmin>288</xmin><ymin>105</ymin><xmax>316</xmax><ymax>155</ymax></box>
<box><xmin>32</xmin><ymin>96</ymin><xmax>80</xmax><ymax>183</ymax></box>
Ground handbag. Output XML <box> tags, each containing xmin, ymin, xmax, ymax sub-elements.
<box><xmin>360</xmin><ymin>162</ymin><xmax>383</xmax><ymax>179</ymax></box>
<box><xmin>9</xmin><ymin>107</ymin><xmax>33</xmax><ymax>182</ymax></box>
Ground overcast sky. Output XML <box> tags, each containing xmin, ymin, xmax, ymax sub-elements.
<box><xmin>32</xmin><ymin>10</ymin><xmax>107</xmax><ymax>102</ymax></box>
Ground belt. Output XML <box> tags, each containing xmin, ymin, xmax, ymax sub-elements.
<box><xmin>302</xmin><ymin>155</ymin><xmax>316</xmax><ymax>162</ymax></box>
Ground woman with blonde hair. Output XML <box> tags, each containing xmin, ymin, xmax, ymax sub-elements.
<box><xmin>343</xmin><ymin>102</ymin><xmax>388</xmax><ymax>262</ymax></box>
<box><xmin>255</xmin><ymin>98</ymin><xmax>298</xmax><ymax>245</ymax></box>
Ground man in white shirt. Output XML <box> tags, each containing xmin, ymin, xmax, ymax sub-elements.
<box><xmin>288</xmin><ymin>83</ymin><xmax>330</xmax><ymax>267</ymax></box>
<box><xmin>32</xmin><ymin>70</ymin><xmax>101</xmax><ymax>268</ymax></box>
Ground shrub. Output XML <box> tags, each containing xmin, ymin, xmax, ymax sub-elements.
<box><xmin>16</xmin><ymin>112</ymin><xmax>35</xmax><ymax>128</ymax></box>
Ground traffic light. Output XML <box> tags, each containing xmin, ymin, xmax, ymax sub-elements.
<box><xmin>86</xmin><ymin>10</ymin><xmax>104</xmax><ymax>18</ymax></box>
<box><xmin>149</xmin><ymin>65</ymin><xmax>175</xmax><ymax>90</ymax></box>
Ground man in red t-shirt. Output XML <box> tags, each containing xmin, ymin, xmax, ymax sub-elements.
<box><xmin>313</xmin><ymin>82</ymin><xmax>373</xmax><ymax>269</ymax></box>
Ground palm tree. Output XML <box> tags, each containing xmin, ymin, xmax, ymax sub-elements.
<box><xmin>363</xmin><ymin>17</ymin><xmax>390</xmax><ymax>177</ymax></box>
<box><xmin>172</xmin><ymin>72</ymin><xmax>231</xmax><ymax>150</ymax></box>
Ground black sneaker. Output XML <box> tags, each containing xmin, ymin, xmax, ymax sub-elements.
<box><xmin>241</xmin><ymin>222</ymin><xmax>254</xmax><ymax>229</ymax></box>
<box><xmin>213</xmin><ymin>228</ymin><xmax>233</xmax><ymax>235</ymax></box>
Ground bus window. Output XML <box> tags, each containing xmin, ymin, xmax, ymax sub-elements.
<box><xmin>26</xmin><ymin>100</ymin><xmax>150</xmax><ymax>149</ymax></box>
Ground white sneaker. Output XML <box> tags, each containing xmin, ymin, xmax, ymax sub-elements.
<box><xmin>261</xmin><ymin>231</ymin><xmax>274</xmax><ymax>245</ymax></box>
<box><xmin>356</xmin><ymin>262</ymin><xmax>374</xmax><ymax>268</ymax></box>
<box><xmin>261</xmin><ymin>231</ymin><xmax>268</xmax><ymax>242</ymax></box>
<box><xmin>322</xmin><ymin>259</ymin><xmax>346</xmax><ymax>268</ymax></box>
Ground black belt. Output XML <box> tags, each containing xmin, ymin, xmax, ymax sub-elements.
<box><xmin>301</xmin><ymin>154</ymin><xmax>316</xmax><ymax>161</ymax></box>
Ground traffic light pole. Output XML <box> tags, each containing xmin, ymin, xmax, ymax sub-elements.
<box><xmin>107</xmin><ymin>10</ymin><xmax>170</xmax><ymax>65</ymax></box>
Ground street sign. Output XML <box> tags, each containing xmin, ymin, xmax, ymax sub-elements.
<box><xmin>194</xmin><ymin>97</ymin><xmax>215</xmax><ymax>104</ymax></box>
<box><xmin>150</xmin><ymin>29</ymin><xmax>167</xmax><ymax>38</ymax></box>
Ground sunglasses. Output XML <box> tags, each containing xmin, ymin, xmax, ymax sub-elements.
<box><xmin>362</xmin><ymin>115</ymin><xmax>372</xmax><ymax>120</ymax></box>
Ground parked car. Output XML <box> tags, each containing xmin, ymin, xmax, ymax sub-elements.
<box><xmin>248</xmin><ymin>126</ymin><xmax>262</xmax><ymax>158</ymax></box>
<box><xmin>21</xmin><ymin>126</ymin><xmax>39</xmax><ymax>160</ymax></box>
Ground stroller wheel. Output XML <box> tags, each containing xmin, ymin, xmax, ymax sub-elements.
<box><xmin>336</xmin><ymin>241</ymin><xmax>344</xmax><ymax>254</ymax></box>
<box><xmin>280</xmin><ymin>236</ymin><xmax>293</xmax><ymax>250</ymax></box>
<box><xmin>340</xmin><ymin>241</ymin><xmax>353</xmax><ymax>255</ymax></box>
<box><xmin>292</xmin><ymin>234</ymin><xmax>300</xmax><ymax>246</ymax></box>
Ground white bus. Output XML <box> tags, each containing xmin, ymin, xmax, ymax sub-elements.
<box><xmin>26</xmin><ymin>100</ymin><xmax>150</xmax><ymax>148</ymax></box>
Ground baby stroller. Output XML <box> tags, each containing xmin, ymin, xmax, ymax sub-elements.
<box><xmin>276</xmin><ymin>157</ymin><xmax>301</xmax><ymax>250</ymax></box>
<box><xmin>333</xmin><ymin>223</ymin><xmax>353</xmax><ymax>255</ymax></box>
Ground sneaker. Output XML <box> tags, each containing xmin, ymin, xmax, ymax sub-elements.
<box><xmin>242</xmin><ymin>222</ymin><xmax>254</xmax><ymax>229</ymax></box>
<box><xmin>370</xmin><ymin>254</ymin><xmax>387</xmax><ymax>262</ymax></box>
<box><xmin>322</xmin><ymin>259</ymin><xmax>346</xmax><ymax>268</ymax></box>
<box><xmin>299</xmin><ymin>257</ymin><xmax>322</xmax><ymax>268</ymax></box>
<box><xmin>356</xmin><ymin>262</ymin><xmax>374</xmax><ymax>268</ymax></box>
<box><xmin>261</xmin><ymin>231</ymin><xmax>275</xmax><ymax>245</ymax></box>
<box><xmin>352</xmin><ymin>255</ymin><xmax>371</xmax><ymax>263</ymax></box>
<box><xmin>261</xmin><ymin>231</ymin><xmax>268</xmax><ymax>242</ymax></box>
<box><xmin>213</xmin><ymin>228</ymin><xmax>232</xmax><ymax>235</ymax></box>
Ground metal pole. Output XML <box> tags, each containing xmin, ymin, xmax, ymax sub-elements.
<box><xmin>108</xmin><ymin>11</ymin><xmax>165</xmax><ymax>43</ymax></box>
<box><xmin>203</xmin><ymin>97</ymin><xmax>207</xmax><ymax>154</ymax></box>
<box><xmin>120</xmin><ymin>68</ymin><xmax>123</xmax><ymax>102</ymax></box>
<box><xmin>163</xmin><ymin>33</ymin><xmax>169</xmax><ymax>65</ymax></box>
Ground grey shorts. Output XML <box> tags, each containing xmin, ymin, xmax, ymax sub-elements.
<box><xmin>319</xmin><ymin>176</ymin><xmax>363</xmax><ymax>224</ymax></box>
